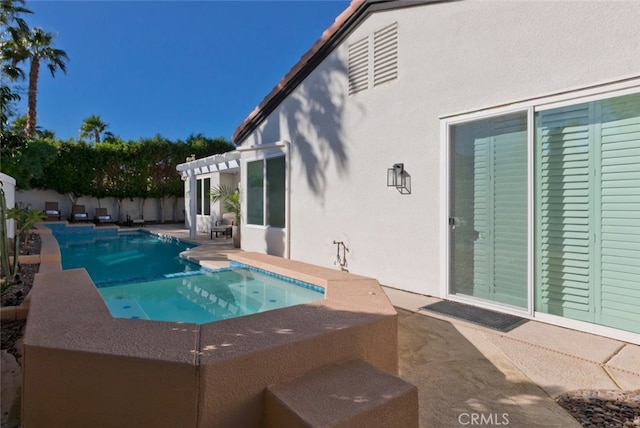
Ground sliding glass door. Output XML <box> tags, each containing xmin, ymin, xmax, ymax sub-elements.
<box><xmin>535</xmin><ymin>93</ymin><xmax>640</xmax><ymax>333</ymax></box>
<box><xmin>449</xmin><ymin>111</ymin><xmax>529</xmax><ymax>309</ymax></box>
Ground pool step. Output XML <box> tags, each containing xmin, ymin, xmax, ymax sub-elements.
<box><xmin>264</xmin><ymin>360</ymin><xmax>418</xmax><ymax>428</ymax></box>
<box><xmin>103</xmin><ymin>297</ymin><xmax>148</xmax><ymax>320</ymax></box>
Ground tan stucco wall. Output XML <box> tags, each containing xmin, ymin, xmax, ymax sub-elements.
<box><xmin>22</xmin><ymin>252</ymin><xmax>399</xmax><ymax>427</ymax></box>
<box><xmin>16</xmin><ymin>189</ymin><xmax>183</xmax><ymax>223</ymax></box>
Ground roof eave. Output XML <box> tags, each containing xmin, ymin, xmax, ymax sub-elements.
<box><xmin>232</xmin><ymin>0</ymin><xmax>450</xmax><ymax>145</ymax></box>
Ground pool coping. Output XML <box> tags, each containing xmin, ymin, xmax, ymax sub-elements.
<box><xmin>21</xmin><ymin>231</ymin><xmax>400</xmax><ymax>426</ymax></box>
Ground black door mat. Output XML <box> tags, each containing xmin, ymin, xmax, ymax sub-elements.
<box><xmin>419</xmin><ymin>300</ymin><xmax>528</xmax><ymax>332</ymax></box>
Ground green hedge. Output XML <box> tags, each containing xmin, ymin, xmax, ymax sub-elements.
<box><xmin>0</xmin><ymin>132</ymin><xmax>234</xmax><ymax>200</ymax></box>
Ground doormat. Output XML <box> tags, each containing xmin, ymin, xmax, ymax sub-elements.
<box><xmin>419</xmin><ymin>301</ymin><xmax>527</xmax><ymax>332</ymax></box>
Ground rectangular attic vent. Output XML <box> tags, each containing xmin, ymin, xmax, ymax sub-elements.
<box><xmin>373</xmin><ymin>22</ymin><xmax>398</xmax><ymax>86</ymax></box>
<box><xmin>348</xmin><ymin>36</ymin><xmax>369</xmax><ymax>94</ymax></box>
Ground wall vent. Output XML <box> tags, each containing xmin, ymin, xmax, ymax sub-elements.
<box><xmin>373</xmin><ymin>22</ymin><xmax>398</xmax><ymax>86</ymax></box>
<box><xmin>348</xmin><ymin>37</ymin><xmax>369</xmax><ymax>95</ymax></box>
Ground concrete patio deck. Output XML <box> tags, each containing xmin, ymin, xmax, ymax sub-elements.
<box><xmin>2</xmin><ymin>223</ymin><xmax>638</xmax><ymax>427</ymax></box>
<box><xmin>148</xmin><ymin>224</ymin><xmax>640</xmax><ymax>427</ymax></box>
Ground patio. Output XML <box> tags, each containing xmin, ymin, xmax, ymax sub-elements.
<box><xmin>2</xmin><ymin>223</ymin><xmax>639</xmax><ymax>427</ymax></box>
<box><xmin>119</xmin><ymin>224</ymin><xmax>640</xmax><ymax>426</ymax></box>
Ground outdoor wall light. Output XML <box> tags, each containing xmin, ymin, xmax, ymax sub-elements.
<box><xmin>387</xmin><ymin>163</ymin><xmax>404</xmax><ymax>188</ymax></box>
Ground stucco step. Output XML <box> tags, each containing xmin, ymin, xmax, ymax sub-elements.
<box><xmin>264</xmin><ymin>360</ymin><xmax>418</xmax><ymax>428</ymax></box>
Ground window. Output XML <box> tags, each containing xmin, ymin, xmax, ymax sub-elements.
<box><xmin>247</xmin><ymin>160</ymin><xmax>264</xmax><ymax>225</ymax></box>
<box><xmin>246</xmin><ymin>156</ymin><xmax>286</xmax><ymax>227</ymax></box>
<box><xmin>196</xmin><ymin>177</ymin><xmax>211</xmax><ymax>215</ymax></box>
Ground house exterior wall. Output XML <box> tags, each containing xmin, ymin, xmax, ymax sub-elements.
<box><xmin>239</xmin><ymin>1</ymin><xmax>640</xmax><ymax>298</ymax></box>
<box><xmin>1</xmin><ymin>172</ymin><xmax>17</xmax><ymax>238</ymax></box>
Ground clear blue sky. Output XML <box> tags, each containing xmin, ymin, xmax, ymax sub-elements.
<box><xmin>17</xmin><ymin>0</ymin><xmax>350</xmax><ymax>143</ymax></box>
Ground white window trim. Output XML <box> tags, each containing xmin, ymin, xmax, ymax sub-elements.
<box><xmin>440</xmin><ymin>76</ymin><xmax>640</xmax><ymax>120</ymax></box>
<box><xmin>196</xmin><ymin>174</ymin><xmax>212</xmax><ymax>217</ymax></box>
<box><xmin>243</xmin><ymin>149</ymin><xmax>287</xmax><ymax>230</ymax></box>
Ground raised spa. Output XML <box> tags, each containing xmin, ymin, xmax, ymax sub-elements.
<box><xmin>23</xmin><ymin>231</ymin><xmax>402</xmax><ymax>427</ymax></box>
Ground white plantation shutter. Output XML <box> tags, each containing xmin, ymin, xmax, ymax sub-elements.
<box><xmin>473</xmin><ymin>136</ymin><xmax>491</xmax><ymax>300</ymax></box>
<box><xmin>536</xmin><ymin>93</ymin><xmax>640</xmax><ymax>333</ymax></box>
<box><xmin>598</xmin><ymin>94</ymin><xmax>640</xmax><ymax>333</ymax></box>
<box><xmin>491</xmin><ymin>115</ymin><xmax>528</xmax><ymax>308</ymax></box>
<box><xmin>458</xmin><ymin>112</ymin><xmax>528</xmax><ymax>307</ymax></box>
<box><xmin>536</xmin><ymin>104</ymin><xmax>593</xmax><ymax>322</ymax></box>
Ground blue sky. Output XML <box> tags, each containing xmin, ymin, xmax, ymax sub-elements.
<box><xmin>16</xmin><ymin>0</ymin><xmax>350</xmax><ymax>143</ymax></box>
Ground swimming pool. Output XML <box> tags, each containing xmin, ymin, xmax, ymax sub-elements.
<box><xmin>56</xmin><ymin>230</ymin><xmax>199</xmax><ymax>285</ymax></box>
<box><xmin>51</xmin><ymin>228</ymin><xmax>324</xmax><ymax>323</ymax></box>
<box><xmin>99</xmin><ymin>265</ymin><xmax>325</xmax><ymax>324</ymax></box>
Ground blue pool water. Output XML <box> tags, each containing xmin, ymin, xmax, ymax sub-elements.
<box><xmin>50</xmin><ymin>227</ymin><xmax>324</xmax><ymax>324</ymax></box>
<box><xmin>56</xmin><ymin>230</ymin><xmax>199</xmax><ymax>286</ymax></box>
<box><xmin>99</xmin><ymin>266</ymin><xmax>325</xmax><ymax>324</ymax></box>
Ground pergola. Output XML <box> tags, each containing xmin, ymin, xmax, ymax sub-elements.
<box><xmin>176</xmin><ymin>151</ymin><xmax>241</xmax><ymax>239</ymax></box>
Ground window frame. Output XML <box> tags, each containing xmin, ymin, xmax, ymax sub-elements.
<box><xmin>244</xmin><ymin>153</ymin><xmax>287</xmax><ymax>229</ymax></box>
<box><xmin>196</xmin><ymin>176</ymin><xmax>211</xmax><ymax>216</ymax></box>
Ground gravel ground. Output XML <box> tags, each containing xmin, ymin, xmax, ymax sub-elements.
<box><xmin>1</xmin><ymin>233</ymin><xmax>41</xmax><ymax>358</ymax></box>
<box><xmin>0</xmin><ymin>320</ymin><xmax>25</xmax><ymax>361</ymax></box>
<box><xmin>557</xmin><ymin>389</ymin><xmax>640</xmax><ymax>427</ymax></box>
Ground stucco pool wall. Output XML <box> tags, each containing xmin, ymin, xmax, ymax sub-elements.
<box><xmin>22</xmin><ymin>251</ymin><xmax>400</xmax><ymax>427</ymax></box>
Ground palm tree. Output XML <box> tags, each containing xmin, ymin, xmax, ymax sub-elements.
<box><xmin>80</xmin><ymin>114</ymin><xmax>108</xmax><ymax>144</ymax></box>
<box><xmin>8</xmin><ymin>27</ymin><xmax>68</xmax><ymax>137</ymax></box>
<box><xmin>210</xmin><ymin>184</ymin><xmax>240</xmax><ymax>224</ymax></box>
<box><xmin>1</xmin><ymin>0</ymin><xmax>31</xmax><ymax>78</ymax></box>
<box><xmin>0</xmin><ymin>0</ymin><xmax>32</xmax><ymax>130</ymax></box>
<box><xmin>0</xmin><ymin>0</ymin><xmax>31</xmax><ymax>28</ymax></box>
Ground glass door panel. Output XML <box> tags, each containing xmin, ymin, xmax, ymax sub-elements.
<box><xmin>449</xmin><ymin>112</ymin><xmax>528</xmax><ymax>308</ymax></box>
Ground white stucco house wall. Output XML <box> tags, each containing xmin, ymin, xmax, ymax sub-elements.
<box><xmin>1</xmin><ymin>172</ymin><xmax>17</xmax><ymax>238</ymax></box>
<box><xmin>181</xmin><ymin>0</ymin><xmax>640</xmax><ymax>343</ymax></box>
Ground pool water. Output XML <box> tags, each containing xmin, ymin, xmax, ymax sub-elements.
<box><xmin>52</xmin><ymin>229</ymin><xmax>324</xmax><ymax>324</ymax></box>
<box><xmin>99</xmin><ymin>268</ymin><xmax>325</xmax><ymax>324</ymax></box>
<box><xmin>56</xmin><ymin>231</ymin><xmax>199</xmax><ymax>286</ymax></box>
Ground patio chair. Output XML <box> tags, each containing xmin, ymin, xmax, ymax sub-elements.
<box><xmin>126</xmin><ymin>210</ymin><xmax>145</xmax><ymax>227</ymax></box>
<box><xmin>43</xmin><ymin>201</ymin><xmax>62</xmax><ymax>221</ymax></box>
<box><xmin>94</xmin><ymin>207</ymin><xmax>115</xmax><ymax>225</ymax></box>
<box><xmin>210</xmin><ymin>219</ymin><xmax>233</xmax><ymax>239</ymax></box>
<box><xmin>70</xmin><ymin>205</ymin><xmax>90</xmax><ymax>222</ymax></box>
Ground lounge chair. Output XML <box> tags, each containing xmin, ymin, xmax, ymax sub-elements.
<box><xmin>210</xmin><ymin>220</ymin><xmax>233</xmax><ymax>239</ymax></box>
<box><xmin>71</xmin><ymin>205</ymin><xmax>90</xmax><ymax>222</ymax></box>
<box><xmin>126</xmin><ymin>210</ymin><xmax>145</xmax><ymax>227</ymax></box>
<box><xmin>43</xmin><ymin>201</ymin><xmax>62</xmax><ymax>221</ymax></box>
<box><xmin>94</xmin><ymin>207</ymin><xmax>115</xmax><ymax>225</ymax></box>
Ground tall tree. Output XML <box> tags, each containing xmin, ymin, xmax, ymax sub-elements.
<box><xmin>0</xmin><ymin>0</ymin><xmax>32</xmax><ymax>80</ymax></box>
<box><xmin>0</xmin><ymin>0</ymin><xmax>32</xmax><ymax>130</ymax></box>
<box><xmin>8</xmin><ymin>26</ymin><xmax>68</xmax><ymax>137</ymax></box>
<box><xmin>80</xmin><ymin>114</ymin><xmax>108</xmax><ymax>144</ymax></box>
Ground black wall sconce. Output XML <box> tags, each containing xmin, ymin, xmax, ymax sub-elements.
<box><xmin>387</xmin><ymin>163</ymin><xmax>411</xmax><ymax>194</ymax></box>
